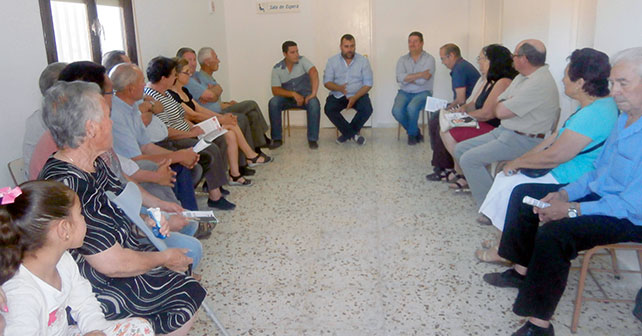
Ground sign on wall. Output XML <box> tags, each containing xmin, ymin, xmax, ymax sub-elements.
<box><xmin>257</xmin><ymin>1</ymin><xmax>300</xmax><ymax>14</ymax></box>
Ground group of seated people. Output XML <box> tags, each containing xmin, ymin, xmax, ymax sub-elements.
<box><xmin>0</xmin><ymin>29</ymin><xmax>641</xmax><ymax>335</ymax></box>
<box><xmin>422</xmin><ymin>39</ymin><xmax>642</xmax><ymax>335</ymax></box>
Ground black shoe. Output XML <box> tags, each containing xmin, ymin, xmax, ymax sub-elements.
<box><xmin>425</xmin><ymin>168</ymin><xmax>446</xmax><ymax>181</ymax></box>
<box><xmin>354</xmin><ymin>134</ymin><xmax>366</xmax><ymax>145</ymax></box>
<box><xmin>336</xmin><ymin>134</ymin><xmax>349</xmax><ymax>144</ymax></box>
<box><xmin>207</xmin><ymin>197</ymin><xmax>236</xmax><ymax>210</ymax></box>
<box><xmin>408</xmin><ymin>135</ymin><xmax>418</xmax><ymax>145</ymax></box>
<box><xmin>219</xmin><ymin>186</ymin><xmax>230</xmax><ymax>196</ymax></box>
<box><xmin>634</xmin><ymin>287</ymin><xmax>642</xmax><ymax>322</ymax></box>
<box><xmin>308</xmin><ymin>141</ymin><xmax>319</xmax><ymax>149</ymax></box>
<box><xmin>239</xmin><ymin>166</ymin><xmax>256</xmax><ymax>176</ymax></box>
<box><xmin>268</xmin><ymin>139</ymin><xmax>283</xmax><ymax>149</ymax></box>
<box><xmin>417</xmin><ymin>132</ymin><xmax>425</xmax><ymax>142</ymax></box>
<box><xmin>483</xmin><ymin>269</ymin><xmax>525</xmax><ymax>288</ymax></box>
<box><xmin>260</xmin><ymin>135</ymin><xmax>272</xmax><ymax>148</ymax></box>
<box><xmin>512</xmin><ymin>321</ymin><xmax>554</xmax><ymax>336</ymax></box>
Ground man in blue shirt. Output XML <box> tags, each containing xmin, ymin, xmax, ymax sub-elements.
<box><xmin>178</xmin><ymin>47</ymin><xmax>270</xmax><ymax>154</ymax></box>
<box><xmin>269</xmin><ymin>41</ymin><xmax>321</xmax><ymax>149</ymax></box>
<box><xmin>392</xmin><ymin>31</ymin><xmax>436</xmax><ymax>145</ymax></box>
<box><xmin>426</xmin><ymin>43</ymin><xmax>480</xmax><ymax>180</ymax></box>
<box><xmin>323</xmin><ymin>34</ymin><xmax>374</xmax><ymax>145</ymax></box>
<box><xmin>482</xmin><ymin>47</ymin><xmax>642</xmax><ymax>336</ymax></box>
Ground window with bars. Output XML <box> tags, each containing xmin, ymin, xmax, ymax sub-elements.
<box><xmin>39</xmin><ymin>0</ymin><xmax>137</xmax><ymax>64</ymax></box>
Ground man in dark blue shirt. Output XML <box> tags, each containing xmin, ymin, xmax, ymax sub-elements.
<box><xmin>426</xmin><ymin>43</ymin><xmax>480</xmax><ymax>181</ymax></box>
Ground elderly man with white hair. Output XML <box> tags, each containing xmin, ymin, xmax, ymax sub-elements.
<box><xmin>483</xmin><ymin>47</ymin><xmax>642</xmax><ymax>336</ymax></box>
<box><xmin>179</xmin><ymin>46</ymin><xmax>271</xmax><ymax>152</ymax></box>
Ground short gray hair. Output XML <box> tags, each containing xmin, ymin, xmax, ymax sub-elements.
<box><xmin>42</xmin><ymin>81</ymin><xmax>104</xmax><ymax>149</ymax></box>
<box><xmin>110</xmin><ymin>63</ymin><xmax>140</xmax><ymax>92</ymax></box>
<box><xmin>611</xmin><ymin>47</ymin><xmax>642</xmax><ymax>78</ymax></box>
<box><xmin>102</xmin><ymin>50</ymin><xmax>127</xmax><ymax>73</ymax></box>
<box><xmin>518</xmin><ymin>43</ymin><xmax>546</xmax><ymax>66</ymax></box>
<box><xmin>197</xmin><ymin>47</ymin><xmax>215</xmax><ymax>65</ymax></box>
<box><xmin>38</xmin><ymin>62</ymin><xmax>67</xmax><ymax>95</ymax></box>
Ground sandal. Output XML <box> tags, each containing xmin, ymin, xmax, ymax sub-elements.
<box><xmin>448</xmin><ymin>175</ymin><xmax>468</xmax><ymax>189</ymax></box>
<box><xmin>229</xmin><ymin>172</ymin><xmax>253</xmax><ymax>186</ymax></box>
<box><xmin>246</xmin><ymin>153</ymin><xmax>273</xmax><ymax>167</ymax></box>
<box><xmin>426</xmin><ymin>168</ymin><xmax>454</xmax><ymax>182</ymax></box>
<box><xmin>475</xmin><ymin>246</ymin><xmax>512</xmax><ymax>266</ymax></box>
<box><xmin>194</xmin><ymin>221</ymin><xmax>215</xmax><ymax>240</ymax></box>
<box><xmin>481</xmin><ymin>238</ymin><xmax>497</xmax><ymax>249</ymax></box>
<box><xmin>443</xmin><ymin>170</ymin><xmax>459</xmax><ymax>183</ymax></box>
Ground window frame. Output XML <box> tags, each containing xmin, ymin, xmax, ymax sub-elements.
<box><xmin>38</xmin><ymin>0</ymin><xmax>138</xmax><ymax>64</ymax></box>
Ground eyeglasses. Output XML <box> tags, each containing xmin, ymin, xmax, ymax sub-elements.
<box><xmin>512</xmin><ymin>53</ymin><xmax>525</xmax><ymax>58</ymax></box>
<box><xmin>179</xmin><ymin>70</ymin><xmax>191</xmax><ymax>76</ymax></box>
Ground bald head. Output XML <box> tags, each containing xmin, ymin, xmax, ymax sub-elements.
<box><xmin>110</xmin><ymin>63</ymin><xmax>142</xmax><ymax>92</ymax></box>
<box><xmin>516</xmin><ymin>39</ymin><xmax>546</xmax><ymax>66</ymax></box>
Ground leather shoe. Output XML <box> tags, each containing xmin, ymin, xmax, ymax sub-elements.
<box><xmin>483</xmin><ymin>268</ymin><xmax>524</xmax><ymax>288</ymax></box>
<box><xmin>512</xmin><ymin>321</ymin><xmax>554</xmax><ymax>336</ymax></box>
<box><xmin>308</xmin><ymin>141</ymin><xmax>319</xmax><ymax>149</ymax></box>
<box><xmin>269</xmin><ymin>139</ymin><xmax>283</xmax><ymax>149</ymax></box>
<box><xmin>239</xmin><ymin>166</ymin><xmax>255</xmax><ymax>176</ymax></box>
<box><xmin>408</xmin><ymin>135</ymin><xmax>418</xmax><ymax>145</ymax></box>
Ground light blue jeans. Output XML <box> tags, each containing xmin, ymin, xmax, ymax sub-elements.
<box><xmin>391</xmin><ymin>90</ymin><xmax>431</xmax><ymax>136</ymax></box>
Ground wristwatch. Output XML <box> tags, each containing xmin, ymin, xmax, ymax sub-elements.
<box><xmin>568</xmin><ymin>203</ymin><xmax>578</xmax><ymax>218</ymax></box>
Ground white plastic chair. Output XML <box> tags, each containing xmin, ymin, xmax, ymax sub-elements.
<box><xmin>8</xmin><ymin>158</ymin><xmax>27</xmax><ymax>185</ymax></box>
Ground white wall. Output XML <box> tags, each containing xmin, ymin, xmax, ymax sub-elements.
<box><xmin>222</xmin><ymin>0</ymin><xmax>372</xmax><ymax>128</ymax></box>
<box><xmin>0</xmin><ymin>1</ymin><xmax>48</xmax><ymax>187</ymax></box>
<box><xmin>594</xmin><ymin>0</ymin><xmax>642</xmax><ymax>56</ymax></box>
<box><xmin>133</xmin><ymin>0</ymin><xmax>230</xmax><ymax>88</ymax></box>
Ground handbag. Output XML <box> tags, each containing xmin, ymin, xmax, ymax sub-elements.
<box><xmin>439</xmin><ymin>109</ymin><xmax>479</xmax><ymax>132</ymax></box>
<box><xmin>520</xmin><ymin>139</ymin><xmax>606</xmax><ymax>178</ymax></box>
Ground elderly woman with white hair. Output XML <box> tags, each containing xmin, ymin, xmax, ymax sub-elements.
<box><xmin>39</xmin><ymin>80</ymin><xmax>205</xmax><ymax>336</ymax></box>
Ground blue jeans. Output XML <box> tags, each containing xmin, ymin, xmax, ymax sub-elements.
<box><xmin>391</xmin><ymin>90</ymin><xmax>431</xmax><ymax>136</ymax></box>
<box><xmin>171</xmin><ymin>164</ymin><xmax>198</xmax><ymax>211</ymax></box>
<box><xmin>268</xmin><ymin>95</ymin><xmax>321</xmax><ymax>141</ymax></box>
<box><xmin>324</xmin><ymin>94</ymin><xmax>373</xmax><ymax>138</ymax></box>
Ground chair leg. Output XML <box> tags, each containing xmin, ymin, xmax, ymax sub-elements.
<box><xmin>637</xmin><ymin>250</ymin><xmax>642</xmax><ymax>281</ymax></box>
<box><xmin>421</xmin><ymin>110</ymin><xmax>427</xmax><ymax>135</ymax></box>
<box><xmin>572</xmin><ymin>247</ymin><xmax>599</xmax><ymax>333</ymax></box>
<box><xmin>202</xmin><ymin>298</ymin><xmax>231</xmax><ymax>336</ymax></box>
<box><xmin>397</xmin><ymin>124</ymin><xmax>401</xmax><ymax>140</ymax></box>
<box><xmin>286</xmin><ymin>109</ymin><xmax>291</xmax><ymax>137</ymax></box>
<box><xmin>607</xmin><ymin>248</ymin><xmax>621</xmax><ymax>279</ymax></box>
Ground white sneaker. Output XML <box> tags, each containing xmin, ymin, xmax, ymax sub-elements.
<box><xmin>354</xmin><ymin>134</ymin><xmax>366</xmax><ymax>145</ymax></box>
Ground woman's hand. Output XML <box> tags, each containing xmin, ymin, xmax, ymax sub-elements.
<box><xmin>162</xmin><ymin>248</ymin><xmax>193</xmax><ymax>273</ymax></box>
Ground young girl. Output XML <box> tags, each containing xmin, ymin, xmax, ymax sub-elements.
<box><xmin>0</xmin><ymin>181</ymin><xmax>154</xmax><ymax>335</ymax></box>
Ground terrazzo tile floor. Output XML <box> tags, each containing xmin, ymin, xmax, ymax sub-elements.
<box><xmin>189</xmin><ymin>127</ymin><xmax>642</xmax><ymax>336</ymax></box>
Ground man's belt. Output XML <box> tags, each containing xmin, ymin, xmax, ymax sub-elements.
<box><xmin>514</xmin><ymin>130</ymin><xmax>546</xmax><ymax>139</ymax></box>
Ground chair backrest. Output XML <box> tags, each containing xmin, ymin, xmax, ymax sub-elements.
<box><xmin>8</xmin><ymin>158</ymin><xmax>26</xmax><ymax>186</ymax></box>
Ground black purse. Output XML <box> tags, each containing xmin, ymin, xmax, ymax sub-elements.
<box><xmin>520</xmin><ymin>139</ymin><xmax>606</xmax><ymax>178</ymax></box>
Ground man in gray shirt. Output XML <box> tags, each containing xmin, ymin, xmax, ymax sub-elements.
<box><xmin>454</xmin><ymin>39</ymin><xmax>560</xmax><ymax>209</ymax></box>
<box><xmin>392</xmin><ymin>31</ymin><xmax>435</xmax><ymax>145</ymax></box>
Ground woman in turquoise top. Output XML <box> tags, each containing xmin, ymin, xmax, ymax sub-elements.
<box><xmin>476</xmin><ymin>48</ymin><xmax>618</xmax><ymax>263</ymax></box>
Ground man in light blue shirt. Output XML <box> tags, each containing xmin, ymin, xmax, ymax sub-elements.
<box><xmin>392</xmin><ymin>31</ymin><xmax>435</xmax><ymax>145</ymax></box>
<box><xmin>482</xmin><ymin>47</ymin><xmax>642</xmax><ymax>336</ymax></box>
<box><xmin>323</xmin><ymin>34</ymin><xmax>373</xmax><ymax>145</ymax></box>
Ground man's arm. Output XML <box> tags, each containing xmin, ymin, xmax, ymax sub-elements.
<box><xmin>347</xmin><ymin>85</ymin><xmax>372</xmax><ymax>109</ymax></box>
<box><xmin>495</xmin><ymin>101</ymin><xmax>518</xmax><ymax>119</ymax></box>
<box><xmin>272</xmin><ymin>86</ymin><xmax>305</xmax><ymax>106</ymax></box>
<box><xmin>135</xmin><ymin>143</ymin><xmax>199</xmax><ymax>168</ymax></box>
<box><xmin>451</xmin><ymin>87</ymin><xmax>467</xmax><ymax>106</ymax></box>
<box><xmin>306</xmin><ymin>66</ymin><xmax>320</xmax><ymax>104</ymax></box>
